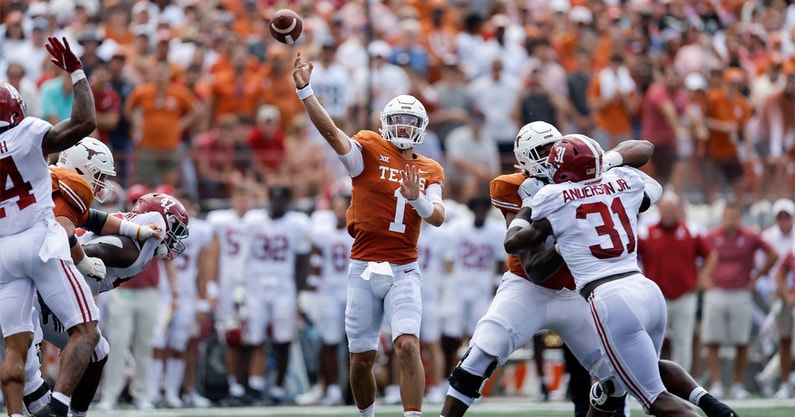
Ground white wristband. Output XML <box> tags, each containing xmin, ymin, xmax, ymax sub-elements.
<box><xmin>196</xmin><ymin>299</ymin><xmax>211</xmax><ymax>313</ymax></box>
<box><xmin>603</xmin><ymin>150</ymin><xmax>623</xmax><ymax>170</ymax></box>
<box><xmin>118</xmin><ymin>219</ymin><xmax>141</xmax><ymax>240</ymax></box>
<box><xmin>509</xmin><ymin>218</ymin><xmax>531</xmax><ymax>229</ymax></box>
<box><xmin>70</xmin><ymin>69</ymin><xmax>86</xmax><ymax>85</ymax></box>
<box><xmin>206</xmin><ymin>281</ymin><xmax>219</xmax><ymax>299</ymax></box>
<box><xmin>296</xmin><ymin>83</ymin><xmax>314</xmax><ymax>100</ymax></box>
<box><xmin>408</xmin><ymin>193</ymin><xmax>434</xmax><ymax>219</ymax></box>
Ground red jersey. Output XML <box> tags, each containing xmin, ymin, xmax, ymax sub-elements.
<box><xmin>638</xmin><ymin>221</ymin><xmax>714</xmax><ymax>299</ymax></box>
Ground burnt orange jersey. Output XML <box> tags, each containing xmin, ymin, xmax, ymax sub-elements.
<box><xmin>489</xmin><ymin>173</ymin><xmax>575</xmax><ymax>291</ymax></box>
<box><xmin>50</xmin><ymin>167</ymin><xmax>94</xmax><ymax>227</ymax></box>
<box><xmin>347</xmin><ymin>131</ymin><xmax>445</xmax><ymax>264</ymax></box>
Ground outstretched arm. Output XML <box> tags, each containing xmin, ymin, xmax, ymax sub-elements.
<box><xmin>42</xmin><ymin>37</ymin><xmax>97</xmax><ymax>156</ymax></box>
<box><xmin>293</xmin><ymin>52</ymin><xmax>351</xmax><ymax>155</ymax></box>
<box><xmin>603</xmin><ymin>139</ymin><xmax>654</xmax><ymax>170</ymax></box>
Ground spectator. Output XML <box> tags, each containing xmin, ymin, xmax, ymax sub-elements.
<box><xmin>444</xmin><ymin>109</ymin><xmax>500</xmax><ymax>203</ymax></box>
<box><xmin>759</xmin><ymin>198</ymin><xmax>795</xmax><ymax>399</ymax></box>
<box><xmin>354</xmin><ymin>40</ymin><xmax>410</xmax><ymax>119</ymax></box>
<box><xmin>39</xmin><ymin>71</ymin><xmax>74</xmax><ymax>125</ymax></box>
<box><xmin>13</xmin><ymin>15</ymin><xmax>49</xmax><ymax>83</ymax></box>
<box><xmin>284</xmin><ymin>114</ymin><xmax>329</xmax><ymax>200</ymax></box>
<box><xmin>309</xmin><ymin>41</ymin><xmax>354</xmax><ymax>135</ymax></box>
<box><xmin>638</xmin><ymin>191</ymin><xmax>718</xmax><ymax>374</ymax></box>
<box><xmin>704</xmin><ymin>67</ymin><xmax>752</xmax><ymax>205</ymax></box>
<box><xmin>588</xmin><ymin>52</ymin><xmax>639</xmax><ymax>150</ymax></box>
<box><xmin>248</xmin><ymin>105</ymin><xmax>286</xmax><ymax>183</ymax></box>
<box><xmin>702</xmin><ymin>201</ymin><xmax>778</xmax><ymax>399</ymax></box>
<box><xmin>194</xmin><ymin>114</ymin><xmax>247</xmax><ymax>200</ymax></box>
<box><xmin>207</xmin><ymin>44</ymin><xmax>262</xmax><ymax>124</ymax></box>
<box><xmin>640</xmin><ymin>64</ymin><xmax>689</xmax><ymax>188</ymax></box>
<box><xmin>126</xmin><ymin>59</ymin><xmax>197</xmax><ymax>188</ymax></box>
<box><xmin>260</xmin><ymin>43</ymin><xmax>306</xmax><ymax>131</ymax></box>
<box><xmin>76</xmin><ymin>24</ymin><xmax>104</xmax><ymax>80</ymax></box>
<box><xmin>90</xmin><ymin>60</ymin><xmax>121</xmax><ymax>145</ymax></box>
<box><xmin>429</xmin><ymin>59</ymin><xmax>472</xmax><ymax>145</ymax></box>
<box><xmin>565</xmin><ymin>48</ymin><xmax>595</xmax><ymax>137</ymax></box>
<box><xmin>107</xmin><ymin>47</ymin><xmax>135</xmax><ymax>187</ymax></box>
<box><xmin>754</xmin><ymin>71</ymin><xmax>795</xmax><ymax>200</ymax></box>
<box><xmin>468</xmin><ymin>57</ymin><xmax>520</xmax><ymax>170</ymax></box>
<box><xmin>5</xmin><ymin>62</ymin><xmax>40</xmax><ymax>117</ymax></box>
<box><xmin>514</xmin><ymin>66</ymin><xmax>565</xmax><ymax>137</ymax></box>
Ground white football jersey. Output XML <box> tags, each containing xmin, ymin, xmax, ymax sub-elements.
<box><xmin>79</xmin><ymin>211</ymin><xmax>167</xmax><ymax>294</ymax></box>
<box><xmin>531</xmin><ymin>166</ymin><xmax>652</xmax><ymax>290</ymax></box>
<box><xmin>417</xmin><ymin>222</ymin><xmax>454</xmax><ymax>290</ymax></box>
<box><xmin>244</xmin><ymin>209</ymin><xmax>311</xmax><ymax>284</ymax></box>
<box><xmin>173</xmin><ymin>217</ymin><xmax>214</xmax><ymax>298</ymax></box>
<box><xmin>446</xmin><ymin>217</ymin><xmax>506</xmax><ymax>285</ymax></box>
<box><xmin>0</xmin><ymin>117</ymin><xmax>55</xmax><ymax>236</ymax></box>
<box><xmin>311</xmin><ymin>224</ymin><xmax>353</xmax><ymax>290</ymax></box>
<box><xmin>206</xmin><ymin>208</ymin><xmax>249</xmax><ymax>285</ymax></box>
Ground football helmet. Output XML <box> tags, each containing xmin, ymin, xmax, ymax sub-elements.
<box><xmin>131</xmin><ymin>193</ymin><xmax>190</xmax><ymax>260</ymax></box>
<box><xmin>379</xmin><ymin>95</ymin><xmax>429</xmax><ymax>150</ymax></box>
<box><xmin>547</xmin><ymin>134</ymin><xmax>604</xmax><ymax>184</ymax></box>
<box><xmin>0</xmin><ymin>82</ymin><xmax>27</xmax><ymax>130</ymax></box>
<box><xmin>57</xmin><ymin>137</ymin><xmax>117</xmax><ymax>203</ymax></box>
<box><xmin>513</xmin><ymin>121</ymin><xmax>563</xmax><ymax>179</ymax></box>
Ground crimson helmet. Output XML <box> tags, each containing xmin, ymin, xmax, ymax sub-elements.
<box><xmin>126</xmin><ymin>184</ymin><xmax>148</xmax><ymax>204</ymax></box>
<box><xmin>132</xmin><ymin>193</ymin><xmax>189</xmax><ymax>259</ymax></box>
<box><xmin>0</xmin><ymin>82</ymin><xmax>27</xmax><ymax>130</ymax></box>
<box><xmin>547</xmin><ymin>134</ymin><xmax>604</xmax><ymax>184</ymax></box>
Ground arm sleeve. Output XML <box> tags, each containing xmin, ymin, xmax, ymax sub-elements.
<box><xmin>337</xmin><ymin>138</ymin><xmax>364</xmax><ymax>177</ymax></box>
<box><xmin>425</xmin><ymin>183</ymin><xmax>443</xmax><ymax>204</ymax></box>
<box><xmin>83</xmin><ymin>209</ymin><xmax>109</xmax><ymax>234</ymax></box>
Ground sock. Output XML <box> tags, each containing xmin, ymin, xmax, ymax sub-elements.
<box><xmin>164</xmin><ymin>358</ymin><xmax>186</xmax><ymax>398</ymax></box>
<box><xmin>52</xmin><ymin>392</ymin><xmax>70</xmax><ymax>407</ymax></box>
<box><xmin>150</xmin><ymin>360</ymin><xmax>164</xmax><ymax>399</ymax></box>
<box><xmin>689</xmin><ymin>386</ymin><xmax>708</xmax><ymax>405</ymax></box>
<box><xmin>228</xmin><ymin>376</ymin><xmax>245</xmax><ymax>397</ymax></box>
<box><xmin>405</xmin><ymin>411</ymin><xmax>422</xmax><ymax>417</ymax></box>
<box><xmin>11</xmin><ymin>414</ymin><xmax>24</xmax><ymax>417</ymax></box>
<box><xmin>249</xmin><ymin>375</ymin><xmax>267</xmax><ymax>392</ymax></box>
<box><xmin>70</xmin><ymin>356</ymin><xmax>107</xmax><ymax>412</ymax></box>
<box><xmin>359</xmin><ymin>403</ymin><xmax>375</xmax><ymax>417</ymax></box>
<box><xmin>326</xmin><ymin>384</ymin><xmax>342</xmax><ymax>398</ymax></box>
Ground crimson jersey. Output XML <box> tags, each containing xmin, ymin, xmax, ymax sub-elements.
<box><xmin>489</xmin><ymin>172</ymin><xmax>575</xmax><ymax>291</ymax></box>
<box><xmin>50</xmin><ymin>166</ymin><xmax>94</xmax><ymax>227</ymax></box>
<box><xmin>347</xmin><ymin>131</ymin><xmax>444</xmax><ymax>264</ymax></box>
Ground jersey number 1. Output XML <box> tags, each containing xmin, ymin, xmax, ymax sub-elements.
<box><xmin>0</xmin><ymin>156</ymin><xmax>36</xmax><ymax>218</ymax></box>
<box><xmin>576</xmin><ymin>197</ymin><xmax>636</xmax><ymax>259</ymax></box>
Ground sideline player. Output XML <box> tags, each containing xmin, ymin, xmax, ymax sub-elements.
<box><xmin>294</xmin><ymin>51</ymin><xmax>445</xmax><ymax>417</ymax></box>
<box><xmin>0</xmin><ymin>36</ymin><xmax>101</xmax><ymax>417</ymax></box>
<box><xmin>506</xmin><ymin>134</ymin><xmax>703</xmax><ymax>416</ymax></box>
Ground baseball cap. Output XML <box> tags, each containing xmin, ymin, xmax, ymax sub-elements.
<box><xmin>772</xmin><ymin>198</ymin><xmax>795</xmax><ymax>217</ymax></box>
<box><xmin>684</xmin><ymin>72</ymin><xmax>707</xmax><ymax>91</ymax></box>
<box><xmin>368</xmin><ymin>40</ymin><xmax>392</xmax><ymax>58</ymax></box>
<box><xmin>257</xmin><ymin>105</ymin><xmax>280</xmax><ymax>122</ymax></box>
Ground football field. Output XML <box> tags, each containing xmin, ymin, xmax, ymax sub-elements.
<box><xmin>88</xmin><ymin>397</ymin><xmax>795</xmax><ymax>417</ymax></box>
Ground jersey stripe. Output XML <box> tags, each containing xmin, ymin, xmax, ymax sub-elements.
<box><xmin>491</xmin><ymin>198</ymin><xmax>519</xmax><ymax>211</ymax></box>
<box><xmin>59</xmin><ymin>180</ymin><xmax>87</xmax><ymax>213</ymax></box>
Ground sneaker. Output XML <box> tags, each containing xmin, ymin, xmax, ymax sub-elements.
<box><xmin>755</xmin><ymin>373</ymin><xmax>774</xmax><ymax>397</ymax></box>
<box><xmin>182</xmin><ymin>391</ymin><xmax>212</xmax><ymax>408</ymax></box>
<box><xmin>133</xmin><ymin>399</ymin><xmax>155</xmax><ymax>410</ymax></box>
<box><xmin>383</xmin><ymin>385</ymin><xmax>402</xmax><ymax>405</ymax></box>
<box><xmin>774</xmin><ymin>383</ymin><xmax>792</xmax><ymax>399</ymax></box>
<box><xmin>268</xmin><ymin>386</ymin><xmax>285</xmax><ymax>405</ymax></box>
<box><xmin>32</xmin><ymin>403</ymin><xmax>67</xmax><ymax>417</ymax></box>
<box><xmin>709</xmin><ymin>382</ymin><xmax>724</xmax><ymax>399</ymax></box>
<box><xmin>295</xmin><ymin>385</ymin><xmax>324</xmax><ymax>405</ymax></box>
<box><xmin>163</xmin><ymin>394</ymin><xmax>183</xmax><ymax>408</ymax></box>
<box><xmin>729</xmin><ymin>383</ymin><xmax>750</xmax><ymax>400</ymax></box>
<box><xmin>424</xmin><ymin>386</ymin><xmax>446</xmax><ymax>404</ymax></box>
<box><xmin>320</xmin><ymin>385</ymin><xmax>343</xmax><ymax>406</ymax></box>
<box><xmin>93</xmin><ymin>401</ymin><xmax>115</xmax><ymax>412</ymax></box>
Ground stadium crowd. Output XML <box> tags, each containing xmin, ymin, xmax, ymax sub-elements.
<box><xmin>2</xmin><ymin>0</ymin><xmax>795</xmax><ymax>413</ymax></box>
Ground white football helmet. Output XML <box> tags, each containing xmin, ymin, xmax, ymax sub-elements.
<box><xmin>57</xmin><ymin>137</ymin><xmax>117</xmax><ymax>203</ymax></box>
<box><xmin>379</xmin><ymin>95</ymin><xmax>429</xmax><ymax>150</ymax></box>
<box><xmin>514</xmin><ymin>121</ymin><xmax>563</xmax><ymax>179</ymax></box>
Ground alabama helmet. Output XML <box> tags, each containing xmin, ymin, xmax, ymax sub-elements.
<box><xmin>0</xmin><ymin>82</ymin><xmax>27</xmax><ymax>130</ymax></box>
<box><xmin>131</xmin><ymin>193</ymin><xmax>190</xmax><ymax>259</ymax></box>
<box><xmin>379</xmin><ymin>94</ymin><xmax>429</xmax><ymax>150</ymax></box>
<box><xmin>57</xmin><ymin>137</ymin><xmax>117</xmax><ymax>203</ymax></box>
<box><xmin>547</xmin><ymin>134</ymin><xmax>604</xmax><ymax>184</ymax></box>
<box><xmin>514</xmin><ymin>121</ymin><xmax>563</xmax><ymax>180</ymax></box>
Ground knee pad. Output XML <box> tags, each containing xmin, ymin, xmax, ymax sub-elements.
<box><xmin>448</xmin><ymin>347</ymin><xmax>498</xmax><ymax>399</ymax></box>
<box><xmin>589</xmin><ymin>381</ymin><xmax>626</xmax><ymax>414</ymax></box>
<box><xmin>92</xmin><ymin>335</ymin><xmax>109</xmax><ymax>362</ymax></box>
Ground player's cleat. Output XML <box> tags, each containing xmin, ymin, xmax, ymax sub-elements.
<box><xmin>774</xmin><ymin>383</ymin><xmax>792</xmax><ymax>399</ymax></box>
<box><xmin>163</xmin><ymin>393</ymin><xmax>183</xmax><ymax>408</ymax></box>
<box><xmin>383</xmin><ymin>385</ymin><xmax>402</xmax><ymax>405</ymax></box>
<box><xmin>698</xmin><ymin>393</ymin><xmax>739</xmax><ymax>417</ymax></box>
<box><xmin>32</xmin><ymin>399</ymin><xmax>68</xmax><ymax>417</ymax></box>
<box><xmin>424</xmin><ymin>385</ymin><xmax>446</xmax><ymax>404</ymax></box>
<box><xmin>296</xmin><ymin>385</ymin><xmax>324</xmax><ymax>405</ymax></box>
<box><xmin>729</xmin><ymin>383</ymin><xmax>750</xmax><ymax>400</ymax></box>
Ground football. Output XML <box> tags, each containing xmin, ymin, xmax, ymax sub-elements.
<box><xmin>269</xmin><ymin>9</ymin><xmax>303</xmax><ymax>45</ymax></box>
